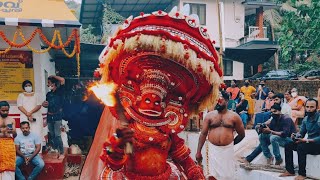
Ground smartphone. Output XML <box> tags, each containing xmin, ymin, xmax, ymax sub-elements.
<box><xmin>258</xmin><ymin>85</ymin><xmax>262</xmax><ymax>89</ymax></box>
<box><xmin>7</xmin><ymin>124</ymin><xmax>13</xmax><ymax>130</ymax></box>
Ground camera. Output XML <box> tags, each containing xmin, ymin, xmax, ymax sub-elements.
<box><xmin>292</xmin><ymin>133</ymin><xmax>302</xmax><ymax>141</ymax></box>
<box><xmin>255</xmin><ymin>123</ymin><xmax>267</xmax><ymax>134</ymax></box>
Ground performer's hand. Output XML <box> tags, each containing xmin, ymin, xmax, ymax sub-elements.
<box><xmin>195</xmin><ymin>152</ymin><xmax>203</xmax><ymax>164</ymax></box>
<box><xmin>116</xmin><ymin>128</ymin><xmax>134</xmax><ymax>149</ymax></box>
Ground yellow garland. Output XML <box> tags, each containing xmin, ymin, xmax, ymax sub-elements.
<box><xmin>0</xmin><ymin>31</ymin><xmax>18</xmax><ymax>55</ymax></box>
<box><xmin>57</xmin><ymin>31</ymin><xmax>77</xmax><ymax>58</ymax></box>
<box><xmin>0</xmin><ymin>26</ymin><xmax>81</xmax><ymax>77</ymax></box>
<box><xmin>18</xmin><ymin>27</ymin><xmax>56</xmax><ymax>54</ymax></box>
<box><xmin>76</xmin><ymin>53</ymin><xmax>80</xmax><ymax>77</ymax></box>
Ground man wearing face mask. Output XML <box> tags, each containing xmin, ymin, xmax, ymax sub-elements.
<box><xmin>196</xmin><ymin>91</ymin><xmax>245</xmax><ymax>180</ymax></box>
<box><xmin>0</xmin><ymin>101</ymin><xmax>17</xmax><ymax>180</ymax></box>
<box><xmin>17</xmin><ymin>80</ymin><xmax>44</xmax><ymax>147</ymax></box>
<box><xmin>226</xmin><ymin>79</ymin><xmax>240</xmax><ymax>101</ymax></box>
<box><xmin>42</xmin><ymin>75</ymin><xmax>65</xmax><ymax>155</ymax></box>
<box><xmin>280</xmin><ymin>99</ymin><xmax>320</xmax><ymax>180</ymax></box>
<box><xmin>258</xmin><ymin>104</ymin><xmax>296</xmax><ymax>165</ymax></box>
<box><xmin>255</xmin><ymin>80</ymin><xmax>270</xmax><ymax>113</ymax></box>
<box><xmin>288</xmin><ymin>88</ymin><xmax>307</xmax><ymax>124</ymax></box>
<box><xmin>240</xmin><ymin>94</ymin><xmax>293</xmax><ymax>164</ymax></box>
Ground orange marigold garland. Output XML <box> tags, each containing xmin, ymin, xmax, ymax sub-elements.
<box><xmin>0</xmin><ymin>27</ymin><xmax>81</xmax><ymax>77</ymax></box>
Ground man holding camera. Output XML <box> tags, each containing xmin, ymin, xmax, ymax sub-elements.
<box><xmin>280</xmin><ymin>99</ymin><xmax>320</xmax><ymax>180</ymax></box>
<box><xmin>15</xmin><ymin>121</ymin><xmax>44</xmax><ymax>180</ymax></box>
<box><xmin>258</xmin><ymin>104</ymin><xmax>296</xmax><ymax>165</ymax></box>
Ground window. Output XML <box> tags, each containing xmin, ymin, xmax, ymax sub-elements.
<box><xmin>185</xmin><ymin>3</ymin><xmax>206</xmax><ymax>25</ymax></box>
<box><xmin>223</xmin><ymin>60</ymin><xmax>233</xmax><ymax>76</ymax></box>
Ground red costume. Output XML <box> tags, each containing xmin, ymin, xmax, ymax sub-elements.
<box><xmin>81</xmin><ymin>7</ymin><xmax>222</xmax><ymax>180</ymax></box>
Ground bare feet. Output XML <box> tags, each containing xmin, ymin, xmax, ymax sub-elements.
<box><xmin>238</xmin><ymin>157</ymin><xmax>250</xmax><ymax>165</ymax></box>
<box><xmin>294</xmin><ymin>175</ymin><xmax>306</xmax><ymax>180</ymax></box>
<box><xmin>279</xmin><ymin>171</ymin><xmax>295</xmax><ymax>177</ymax></box>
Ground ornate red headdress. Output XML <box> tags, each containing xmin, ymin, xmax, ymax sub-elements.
<box><xmin>97</xmin><ymin>9</ymin><xmax>223</xmax><ymax>134</ymax></box>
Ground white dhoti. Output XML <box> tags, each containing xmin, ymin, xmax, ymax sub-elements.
<box><xmin>208</xmin><ymin>142</ymin><xmax>235</xmax><ymax>180</ymax></box>
<box><xmin>0</xmin><ymin>172</ymin><xmax>14</xmax><ymax>180</ymax></box>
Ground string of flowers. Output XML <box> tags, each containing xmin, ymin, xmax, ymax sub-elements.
<box><xmin>0</xmin><ymin>30</ymin><xmax>18</xmax><ymax>55</ymax></box>
<box><xmin>0</xmin><ymin>26</ymin><xmax>81</xmax><ymax>76</ymax></box>
<box><xmin>18</xmin><ymin>28</ymin><xmax>56</xmax><ymax>54</ymax></box>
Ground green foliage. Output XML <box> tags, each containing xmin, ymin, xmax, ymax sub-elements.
<box><xmin>65</xmin><ymin>0</ymin><xmax>81</xmax><ymax>19</ymax></box>
<box><xmin>101</xmin><ymin>4</ymin><xmax>125</xmax><ymax>42</ymax></box>
<box><xmin>80</xmin><ymin>25</ymin><xmax>100</xmax><ymax>44</ymax></box>
<box><xmin>278</xmin><ymin>0</ymin><xmax>320</xmax><ymax>63</ymax></box>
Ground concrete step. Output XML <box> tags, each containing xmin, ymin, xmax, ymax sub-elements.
<box><xmin>237</xmin><ymin>168</ymin><xmax>318</xmax><ymax>180</ymax></box>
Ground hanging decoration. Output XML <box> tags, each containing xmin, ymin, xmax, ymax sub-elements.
<box><xmin>0</xmin><ymin>27</ymin><xmax>81</xmax><ymax>77</ymax></box>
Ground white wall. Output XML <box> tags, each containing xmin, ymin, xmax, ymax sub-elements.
<box><xmin>224</xmin><ymin>60</ymin><xmax>244</xmax><ymax>80</ymax></box>
<box><xmin>179</xmin><ymin>0</ymin><xmax>245</xmax><ymax>80</ymax></box>
<box><xmin>0</xmin><ymin>25</ymin><xmax>55</xmax><ymax>114</ymax></box>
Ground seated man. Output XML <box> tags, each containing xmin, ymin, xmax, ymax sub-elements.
<box><xmin>0</xmin><ymin>101</ymin><xmax>17</xmax><ymax>180</ymax></box>
<box><xmin>259</xmin><ymin>104</ymin><xmax>296</xmax><ymax>165</ymax></box>
<box><xmin>241</xmin><ymin>95</ymin><xmax>293</xmax><ymax>164</ymax></box>
<box><xmin>236</xmin><ymin>92</ymin><xmax>249</xmax><ymax>128</ymax></box>
<box><xmin>15</xmin><ymin>121</ymin><xmax>44</xmax><ymax>180</ymax></box>
<box><xmin>280</xmin><ymin>99</ymin><xmax>320</xmax><ymax>180</ymax></box>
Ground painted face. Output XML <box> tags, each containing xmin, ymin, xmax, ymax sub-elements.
<box><xmin>137</xmin><ymin>93</ymin><xmax>163</xmax><ymax>117</ymax></box>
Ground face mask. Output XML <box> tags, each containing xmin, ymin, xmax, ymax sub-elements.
<box><xmin>291</xmin><ymin>92</ymin><xmax>297</xmax><ymax>97</ymax></box>
<box><xmin>48</xmin><ymin>86</ymin><xmax>54</xmax><ymax>91</ymax></box>
<box><xmin>215</xmin><ymin>104</ymin><xmax>226</xmax><ymax>112</ymax></box>
<box><xmin>260</xmin><ymin>84</ymin><xmax>265</xmax><ymax>87</ymax></box>
<box><xmin>244</xmin><ymin>82</ymin><xmax>249</xmax><ymax>87</ymax></box>
<box><xmin>305</xmin><ymin>111</ymin><xmax>316</xmax><ymax>117</ymax></box>
<box><xmin>271</xmin><ymin>114</ymin><xmax>280</xmax><ymax>120</ymax></box>
<box><xmin>25</xmin><ymin>86</ymin><xmax>32</xmax><ymax>93</ymax></box>
<box><xmin>1</xmin><ymin>114</ymin><xmax>8</xmax><ymax>118</ymax></box>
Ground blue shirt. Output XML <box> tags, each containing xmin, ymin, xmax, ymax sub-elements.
<box><xmin>300</xmin><ymin>112</ymin><xmax>320</xmax><ymax>144</ymax></box>
<box><xmin>14</xmin><ymin>132</ymin><xmax>41</xmax><ymax>157</ymax></box>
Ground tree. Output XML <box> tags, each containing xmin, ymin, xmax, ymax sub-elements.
<box><xmin>278</xmin><ymin>0</ymin><xmax>320</xmax><ymax>66</ymax></box>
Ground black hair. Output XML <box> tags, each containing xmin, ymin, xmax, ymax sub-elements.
<box><xmin>48</xmin><ymin>76</ymin><xmax>59</xmax><ymax>86</ymax></box>
<box><xmin>305</xmin><ymin>98</ymin><xmax>318</xmax><ymax>108</ymax></box>
<box><xmin>221</xmin><ymin>91</ymin><xmax>230</xmax><ymax>101</ymax></box>
<box><xmin>20</xmin><ymin>121</ymin><xmax>30</xmax><ymax>127</ymax></box>
<box><xmin>22</xmin><ymin>80</ymin><xmax>32</xmax><ymax>90</ymax></box>
<box><xmin>273</xmin><ymin>93</ymin><xmax>284</xmax><ymax>99</ymax></box>
<box><xmin>0</xmin><ymin>101</ymin><xmax>10</xmax><ymax>108</ymax></box>
<box><xmin>271</xmin><ymin>104</ymin><xmax>282</xmax><ymax>111</ymax></box>
<box><xmin>232</xmin><ymin>79</ymin><xmax>237</xmax><ymax>84</ymax></box>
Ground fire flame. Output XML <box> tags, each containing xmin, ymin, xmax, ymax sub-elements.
<box><xmin>89</xmin><ymin>83</ymin><xmax>117</xmax><ymax>106</ymax></box>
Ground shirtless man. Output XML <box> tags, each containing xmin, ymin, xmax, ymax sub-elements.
<box><xmin>196</xmin><ymin>91</ymin><xmax>245</xmax><ymax>180</ymax></box>
<box><xmin>0</xmin><ymin>101</ymin><xmax>17</xmax><ymax>180</ymax></box>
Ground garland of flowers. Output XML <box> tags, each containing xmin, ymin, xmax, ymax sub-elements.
<box><xmin>0</xmin><ymin>26</ymin><xmax>81</xmax><ymax>76</ymax></box>
<box><xmin>0</xmin><ymin>30</ymin><xmax>18</xmax><ymax>55</ymax></box>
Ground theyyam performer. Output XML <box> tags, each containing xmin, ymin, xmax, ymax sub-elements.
<box><xmin>81</xmin><ymin>5</ymin><xmax>223</xmax><ymax>180</ymax></box>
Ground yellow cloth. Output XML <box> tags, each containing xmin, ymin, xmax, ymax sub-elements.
<box><xmin>240</xmin><ymin>86</ymin><xmax>256</xmax><ymax>115</ymax></box>
<box><xmin>0</xmin><ymin>138</ymin><xmax>16</xmax><ymax>173</ymax></box>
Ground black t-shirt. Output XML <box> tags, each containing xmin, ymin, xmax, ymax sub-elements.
<box><xmin>46</xmin><ymin>86</ymin><xmax>65</xmax><ymax>121</ymax></box>
<box><xmin>236</xmin><ymin>99</ymin><xmax>248</xmax><ymax>114</ymax></box>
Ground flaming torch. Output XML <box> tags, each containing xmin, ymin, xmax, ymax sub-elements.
<box><xmin>89</xmin><ymin>82</ymin><xmax>133</xmax><ymax>154</ymax></box>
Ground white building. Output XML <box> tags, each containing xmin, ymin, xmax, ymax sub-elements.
<box><xmin>0</xmin><ymin>0</ymin><xmax>80</xmax><ymax>132</ymax></box>
<box><xmin>80</xmin><ymin>0</ymin><xmax>279</xmax><ymax>80</ymax></box>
